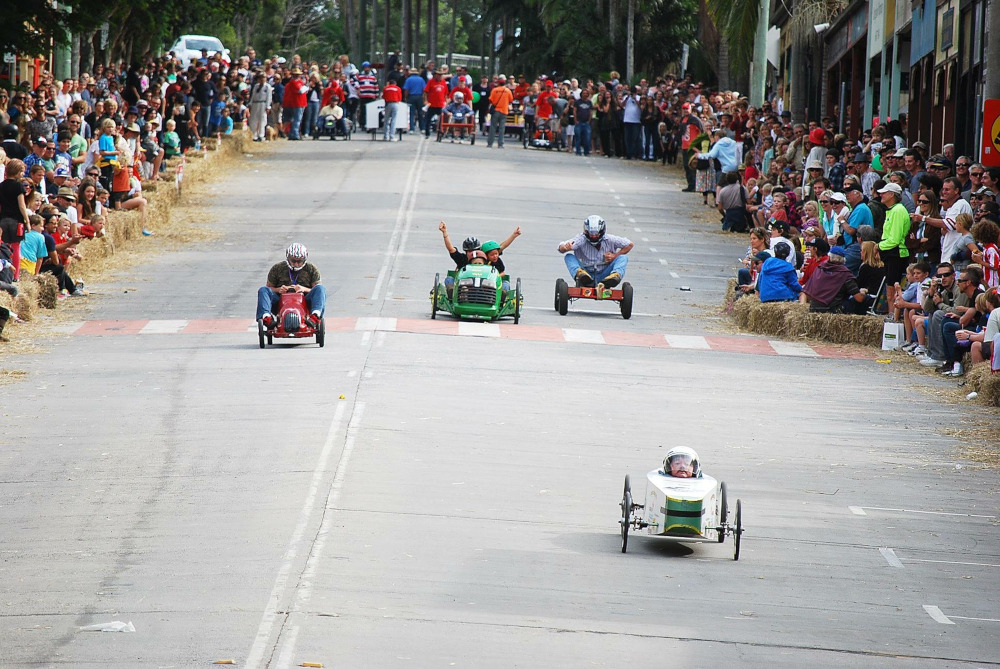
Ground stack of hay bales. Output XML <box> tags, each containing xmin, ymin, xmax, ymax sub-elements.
<box><xmin>728</xmin><ymin>290</ymin><xmax>882</xmax><ymax>346</ymax></box>
<box><xmin>966</xmin><ymin>364</ymin><xmax>1000</xmax><ymax>406</ymax></box>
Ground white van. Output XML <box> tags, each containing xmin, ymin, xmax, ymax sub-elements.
<box><xmin>168</xmin><ymin>35</ymin><xmax>231</xmax><ymax>66</ymax></box>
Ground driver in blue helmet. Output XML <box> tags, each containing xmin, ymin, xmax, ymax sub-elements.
<box><xmin>557</xmin><ymin>214</ymin><xmax>634</xmax><ymax>289</ymax></box>
<box><xmin>257</xmin><ymin>243</ymin><xmax>327</xmax><ymax>329</ymax></box>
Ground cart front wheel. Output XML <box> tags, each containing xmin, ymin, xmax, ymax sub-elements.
<box><xmin>555</xmin><ymin>278</ymin><xmax>569</xmax><ymax>315</ymax></box>
<box><xmin>431</xmin><ymin>273</ymin><xmax>440</xmax><ymax>319</ymax></box>
<box><xmin>620</xmin><ymin>282</ymin><xmax>634</xmax><ymax>319</ymax></box>
<box><xmin>316</xmin><ymin>319</ymin><xmax>326</xmax><ymax>348</ymax></box>
<box><xmin>514</xmin><ymin>278</ymin><xmax>522</xmax><ymax>324</ymax></box>
<box><xmin>258</xmin><ymin>321</ymin><xmax>266</xmax><ymax>349</ymax></box>
<box><xmin>718</xmin><ymin>481</ymin><xmax>728</xmax><ymax>543</ymax></box>
<box><xmin>733</xmin><ymin>499</ymin><xmax>743</xmax><ymax>561</ymax></box>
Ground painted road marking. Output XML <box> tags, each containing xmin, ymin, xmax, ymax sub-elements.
<box><xmin>851</xmin><ymin>506</ymin><xmax>996</xmax><ymax>519</ymax></box>
<box><xmin>659</xmin><ymin>259</ymin><xmax>668</xmax><ymax>266</ymax></box>
<box><xmin>879</xmin><ymin>547</ymin><xmax>905</xmax><ymax>568</ymax></box>
<box><xmin>664</xmin><ymin>334</ymin><xmax>710</xmax><ymax>350</ymax></box>
<box><xmin>849</xmin><ymin>506</ymin><xmax>867</xmax><ymax>515</ymax></box>
<box><xmin>623</xmin><ymin>211</ymin><xmax>631</xmax><ymax>216</ymax></box>
<box><xmin>458</xmin><ymin>321</ymin><xmax>500</xmax><ymax>338</ymax></box>
<box><xmin>629</xmin><ymin>218</ymin><xmax>637</xmax><ymax>223</ymax></box>
<box><xmin>63</xmin><ymin>318</ymin><xmax>870</xmax><ymax>359</ymax></box>
<box><xmin>614</xmin><ymin>195</ymin><xmax>620</xmax><ymax>200</ymax></box>
<box><xmin>649</xmin><ymin>247</ymin><xmax>658</xmax><ymax>252</ymax></box>
<box><xmin>949</xmin><ymin>615</ymin><xmax>1000</xmax><ymax>622</ymax></box>
<box><xmin>902</xmin><ymin>558</ymin><xmax>1000</xmax><ymax>568</ymax></box>
<box><xmin>669</xmin><ymin>271</ymin><xmax>679</xmax><ymax>278</ymax></box>
<box><xmin>139</xmin><ymin>319</ymin><xmax>189</xmax><ymax>334</ymax></box>
<box><xmin>562</xmin><ymin>328</ymin><xmax>606</xmax><ymax>344</ymax></box>
<box><xmin>642</xmin><ymin>237</ymin><xmax>650</xmax><ymax>242</ymax></box>
<box><xmin>769</xmin><ymin>340</ymin><xmax>821</xmax><ymax>357</ymax></box>
<box><xmin>923</xmin><ymin>605</ymin><xmax>955</xmax><ymax>625</ymax></box>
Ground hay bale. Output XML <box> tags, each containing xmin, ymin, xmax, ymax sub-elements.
<box><xmin>966</xmin><ymin>363</ymin><xmax>1000</xmax><ymax>407</ymax></box>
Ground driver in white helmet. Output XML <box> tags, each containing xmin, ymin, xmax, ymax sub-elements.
<box><xmin>557</xmin><ymin>215</ymin><xmax>634</xmax><ymax>289</ymax></box>
<box><xmin>663</xmin><ymin>447</ymin><xmax>701</xmax><ymax>478</ymax></box>
<box><xmin>442</xmin><ymin>91</ymin><xmax>473</xmax><ymax>139</ymax></box>
<box><xmin>257</xmin><ymin>243</ymin><xmax>327</xmax><ymax>329</ymax></box>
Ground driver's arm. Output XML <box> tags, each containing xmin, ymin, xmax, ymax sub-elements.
<box><xmin>613</xmin><ymin>241</ymin><xmax>635</xmax><ymax>257</ymax></box>
<box><xmin>500</xmin><ymin>226</ymin><xmax>521</xmax><ymax>250</ymax></box>
<box><xmin>557</xmin><ymin>239</ymin><xmax>576</xmax><ymax>253</ymax></box>
<box><xmin>439</xmin><ymin>221</ymin><xmax>457</xmax><ymax>253</ymax></box>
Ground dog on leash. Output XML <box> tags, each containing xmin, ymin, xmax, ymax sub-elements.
<box><xmin>264</xmin><ymin>125</ymin><xmax>278</xmax><ymax>141</ymax></box>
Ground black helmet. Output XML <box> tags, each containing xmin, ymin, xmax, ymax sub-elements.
<box><xmin>462</xmin><ymin>236</ymin><xmax>481</xmax><ymax>252</ymax></box>
<box><xmin>583</xmin><ymin>215</ymin><xmax>606</xmax><ymax>246</ymax></box>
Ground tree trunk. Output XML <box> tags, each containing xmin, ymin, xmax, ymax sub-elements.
<box><xmin>401</xmin><ymin>0</ymin><xmax>411</xmax><ymax>67</ymax></box>
<box><xmin>608</xmin><ymin>0</ymin><xmax>617</xmax><ymax>69</ymax></box>
<box><xmin>79</xmin><ymin>30</ymin><xmax>94</xmax><ymax>75</ymax></box>
<box><xmin>718</xmin><ymin>38</ymin><xmax>730</xmax><ymax>91</ymax></box>
<box><xmin>447</xmin><ymin>0</ymin><xmax>456</xmax><ymax>68</ymax></box>
<box><xmin>359</xmin><ymin>0</ymin><xmax>368</xmax><ymax>60</ymax></box>
<box><xmin>415</xmin><ymin>0</ymin><xmax>422</xmax><ymax>65</ymax></box>
<box><xmin>625</xmin><ymin>0</ymin><xmax>634</xmax><ymax>82</ymax></box>
<box><xmin>382</xmin><ymin>0</ymin><xmax>391</xmax><ymax>75</ymax></box>
<box><xmin>429</xmin><ymin>0</ymin><xmax>438</xmax><ymax>64</ymax></box>
<box><xmin>371</xmin><ymin>0</ymin><xmax>378</xmax><ymax>62</ymax></box>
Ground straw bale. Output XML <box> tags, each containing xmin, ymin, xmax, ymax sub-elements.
<box><xmin>966</xmin><ymin>363</ymin><xmax>1000</xmax><ymax>407</ymax></box>
<box><xmin>725</xmin><ymin>290</ymin><xmax>883</xmax><ymax>346</ymax></box>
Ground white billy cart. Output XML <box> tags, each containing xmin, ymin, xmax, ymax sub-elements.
<box><xmin>365</xmin><ymin>99</ymin><xmax>409</xmax><ymax>141</ymax></box>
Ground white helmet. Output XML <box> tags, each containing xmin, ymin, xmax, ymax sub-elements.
<box><xmin>663</xmin><ymin>446</ymin><xmax>701</xmax><ymax>478</ymax></box>
<box><xmin>286</xmin><ymin>242</ymin><xmax>308</xmax><ymax>270</ymax></box>
<box><xmin>453</xmin><ymin>91</ymin><xmax>464</xmax><ymax>102</ymax></box>
<box><xmin>583</xmin><ymin>214</ymin><xmax>606</xmax><ymax>246</ymax></box>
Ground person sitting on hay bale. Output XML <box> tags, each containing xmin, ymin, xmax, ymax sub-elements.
<box><xmin>757</xmin><ymin>243</ymin><xmax>801</xmax><ymax>303</ymax></box>
<box><xmin>800</xmin><ymin>245</ymin><xmax>869</xmax><ymax>313</ymax></box>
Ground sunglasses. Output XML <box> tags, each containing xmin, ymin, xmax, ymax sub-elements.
<box><xmin>956</xmin><ymin>163</ymin><xmax>970</xmax><ymax>167</ymax></box>
<box><xmin>971</xmin><ymin>172</ymin><xmax>984</xmax><ymax>177</ymax></box>
<box><xmin>936</xmin><ymin>272</ymin><xmax>954</xmax><ymax>278</ymax></box>
<box><xmin>820</xmin><ymin>200</ymin><xmax>831</xmax><ymax>204</ymax></box>
<box><xmin>918</xmin><ymin>198</ymin><xmax>930</xmax><ymax>204</ymax></box>
<box><xmin>957</xmin><ymin>278</ymin><xmax>970</xmax><ymax>283</ymax></box>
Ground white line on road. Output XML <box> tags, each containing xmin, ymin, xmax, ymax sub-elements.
<box><xmin>244</xmin><ymin>402</ymin><xmax>349</xmax><ymax>669</ymax></box>
<box><xmin>458</xmin><ymin>322</ymin><xmax>501</xmax><ymax>337</ymax></box>
<box><xmin>902</xmin><ymin>558</ymin><xmax>1000</xmax><ymax>568</ymax></box>
<box><xmin>659</xmin><ymin>259</ymin><xmax>668</xmax><ymax>265</ymax></box>
<box><xmin>634</xmin><ymin>227</ymin><xmax>642</xmax><ymax>232</ymax></box>
<box><xmin>665</xmin><ymin>335</ymin><xmax>710</xmax><ymax>350</ymax></box>
<box><xmin>923</xmin><ymin>605</ymin><xmax>955</xmax><ymax>625</ymax></box>
<box><xmin>669</xmin><ymin>271</ymin><xmax>680</xmax><ymax>278</ymax></box>
<box><xmin>613</xmin><ymin>195</ymin><xmax>621</xmax><ymax>200</ymax></box>
<box><xmin>854</xmin><ymin>506</ymin><xmax>996</xmax><ymax>519</ymax></box>
<box><xmin>642</xmin><ymin>237</ymin><xmax>649</xmax><ymax>242</ymax></box>
<box><xmin>370</xmin><ymin>138</ymin><xmax>427</xmax><ymax>301</ymax></box>
<box><xmin>273</xmin><ymin>403</ymin><xmax>366</xmax><ymax>669</ymax></box>
<box><xmin>359</xmin><ymin>331</ymin><xmax>371</xmax><ymax>347</ymax></box>
<box><xmin>356</xmin><ymin>317</ymin><xmax>398</xmax><ymax>331</ymax></box>
<box><xmin>562</xmin><ymin>328</ymin><xmax>606</xmax><ymax>344</ymax></box>
<box><xmin>617</xmin><ymin>202</ymin><xmax>625</xmax><ymax>207</ymax></box>
<box><xmin>139</xmin><ymin>320</ymin><xmax>188</xmax><ymax>334</ymax></box>
<box><xmin>629</xmin><ymin>218</ymin><xmax>636</xmax><ymax>223</ymax></box>
<box><xmin>879</xmin><ymin>547</ymin><xmax>905</xmax><ymax>568</ymax></box>
<box><xmin>347</xmin><ymin>370</ymin><xmax>358</xmax><ymax>377</ymax></box>
<box><xmin>769</xmin><ymin>340</ymin><xmax>821</xmax><ymax>357</ymax></box>
<box><xmin>849</xmin><ymin>506</ymin><xmax>867</xmax><ymax>515</ymax></box>
<box><xmin>649</xmin><ymin>247</ymin><xmax>658</xmax><ymax>252</ymax></box>
<box><xmin>364</xmin><ymin>370</ymin><xmax>374</xmax><ymax>379</ymax></box>
<box><xmin>49</xmin><ymin>321</ymin><xmax>86</xmax><ymax>334</ymax></box>
<box><xmin>949</xmin><ymin>615</ymin><xmax>1000</xmax><ymax>622</ymax></box>
<box><xmin>522</xmin><ymin>306</ymin><xmax>672</xmax><ymax>317</ymax></box>
<box><xmin>623</xmin><ymin>211</ymin><xmax>630</xmax><ymax>216</ymax></box>
<box><xmin>375</xmin><ymin>331</ymin><xmax>387</xmax><ymax>347</ymax></box>
<box><xmin>609</xmin><ymin>188</ymin><xmax>616</xmax><ymax>193</ymax></box>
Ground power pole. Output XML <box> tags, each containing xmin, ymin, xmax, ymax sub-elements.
<box><xmin>626</xmin><ymin>0</ymin><xmax>634</xmax><ymax>82</ymax></box>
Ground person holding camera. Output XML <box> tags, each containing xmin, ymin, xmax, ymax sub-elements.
<box><xmin>918</xmin><ymin>264</ymin><xmax>981</xmax><ymax>371</ymax></box>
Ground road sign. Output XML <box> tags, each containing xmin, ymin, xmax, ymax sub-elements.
<box><xmin>3</xmin><ymin>53</ymin><xmax>15</xmax><ymax>64</ymax></box>
<box><xmin>982</xmin><ymin>99</ymin><xmax>1000</xmax><ymax>167</ymax></box>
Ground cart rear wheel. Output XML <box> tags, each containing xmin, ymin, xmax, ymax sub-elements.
<box><xmin>733</xmin><ymin>499</ymin><xmax>743</xmax><ymax>561</ymax></box>
<box><xmin>620</xmin><ymin>282</ymin><xmax>634</xmax><ymax>319</ymax></box>
<box><xmin>514</xmin><ymin>278</ymin><xmax>522</xmax><ymax>324</ymax></box>
<box><xmin>258</xmin><ymin>321</ymin><xmax>266</xmax><ymax>349</ymax></box>
<box><xmin>555</xmin><ymin>278</ymin><xmax>569</xmax><ymax>315</ymax></box>
<box><xmin>718</xmin><ymin>482</ymin><xmax>728</xmax><ymax>542</ymax></box>
<box><xmin>620</xmin><ymin>474</ymin><xmax>632</xmax><ymax>553</ymax></box>
<box><xmin>431</xmin><ymin>273</ymin><xmax>440</xmax><ymax>319</ymax></box>
<box><xmin>316</xmin><ymin>318</ymin><xmax>325</xmax><ymax>348</ymax></box>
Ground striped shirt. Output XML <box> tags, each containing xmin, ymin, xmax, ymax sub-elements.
<box><xmin>355</xmin><ymin>72</ymin><xmax>379</xmax><ymax>99</ymax></box>
<box><xmin>561</xmin><ymin>233</ymin><xmax>631</xmax><ymax>271</ymax></box>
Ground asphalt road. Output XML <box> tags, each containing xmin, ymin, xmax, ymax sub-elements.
<box><xmin>1</xmin><ymin>128</ymin><xmax>998</xmax><ymax>669</ymax></box>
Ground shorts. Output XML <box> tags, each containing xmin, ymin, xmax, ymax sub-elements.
<box><xmin>983</xmin><ymin>339</ymin><xmax>994</xmax><ymax>360</ymax></box>
<box><xmin>19</xmin><ymin>257</ymin><xmax>37</xmax><ymax>275</ymax></box>
<box><xmin>881</xmin><ymin>247</ymin><xmax>906</xmax><ymax>285</ymax></box>
<box><xmin>110</xmin><ymin>190</ymin><xmax>128</xmax><ymax>207</ymax></box>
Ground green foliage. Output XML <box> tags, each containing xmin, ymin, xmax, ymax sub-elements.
<box><xmin>707</xmin><ymin>0</ymin><xmax>759</xmax><ymax>74</ymax></box>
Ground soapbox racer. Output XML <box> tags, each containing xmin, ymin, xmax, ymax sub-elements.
<box><xmin>431</xmin><ymin>265</ymin><xmax>521</xmax><ymax>323</ymax></box>
<box><xmin>312</xmin><ymin>114</ymin><xmax>353</xmax><ymax>140</ymax></box>
<box><xmin>619</xmin><ymin>449</ymin><xmax>744</xmax><ymax>560</ymax></box>
<box><xmin>554</xmin><ymin>278</ymin><xmax>633</xmax><ymax>319</ymax></box>
<box><xmin>258</xmin><ymin>292</ymin><xmax>325</xmax><ymax>348</ymax></box>
<box><xmin>523</xmin><ymin>117</ymin><xmax>562</xmax><ymax>150</ymax></box>
<box><xmin>437</xmin><ymin>109</ymin><xmax>476</xmax><ymax>144</ymax></box>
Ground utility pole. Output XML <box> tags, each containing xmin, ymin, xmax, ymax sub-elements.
<box><xmin>987</xmin><ymin>0</ymin><xmax>1000</xmax><ymax>100</ymax></box>
<box><xmin>625</xmin><ymin>0</ymin><xmax>634</xmax><ymax>83</ymax></box>
<box><xmin>750</xmin><ymin>0</ymin><xmax>769</xmax><ymax>106</ymax></box>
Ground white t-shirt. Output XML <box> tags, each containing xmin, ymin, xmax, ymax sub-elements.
<box><xmin>770</xmin><ymin>236</ymin><xmax>797</xmax><ymax>267</ymax></box>
<box><xmin>940</xmin><ymin>198</ymin><xmax>974</xmax><ymax>263</ymax></box>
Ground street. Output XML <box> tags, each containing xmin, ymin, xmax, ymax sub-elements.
<box><xmin>1</xmin><ymin>131</ymin><xmax>997</xmax><ymax>668</ymax></box>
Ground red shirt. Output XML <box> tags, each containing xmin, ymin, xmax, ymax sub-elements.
<box><xmin>512</xmin><ymin>83</ymin><xmax>530</xmax><ymax>101</ymax></box>
<box><xmin>383</xmin><ymin>83</ymin><xmax>402</xmax><ymax>103</ymax></box>
<box><xmin>425</xmin><ymin>80</ymin><xmax>449</xmax><ymax>108</ymax></box>
<box><xmin>450</xmin><ymin>85</ymin><xmax>472</xmax><ymax>106</ymax></box>
<box><xmin>536</xmin><ymin>90</ymin><xmax>554</xmax><ymax>119</ymax></box>
<box><xmin>322</xmin><ymin>81</ymin><xmax>345</xmax><ymax>107</ymax></box>
<box><xmin>282</xmin><ymin>78</ymin><xmax>308</xmax><ymax>108</ymax></box>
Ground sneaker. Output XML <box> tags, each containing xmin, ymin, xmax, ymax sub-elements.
<box><xmin>919</xmin><ymin>356</ymin><xmax>945</xmax><ymax>367</ymax></box>
<box><xmin>908</xmin><ymin>345</ymin><xmax>927</xmax><ymax>356</ymax></box>
<box><xmin>261</xmin><ymin>313</ymin><xmax>275</xmax><ymax>329</ymax></box>
<box><xmin>602</xmin><ymin>272</ymin><xmax>621</xmax><ymax>288</ymax></box>
<box><xmin>945</xmin><ymin>362</ymin><xmax>965</xmax><ymax>377</ymax></box>
<box><xmin>74</xmin><ymin>280</ymin><xmax>86</xmax><ymax>292</ymax></box>
<box><xmin>901</xmin><ymin>342</ymin><xmax>916</xmax><ymax>352</ymax></box>
<box><xmin>68</xmin><ymin>290</ymin><xmax>87</xmax><ymax>297</ymax></box>
<box><xmin>575</xmin><ymin>269</ymin><xmax>594</xmax><ymax>287</ymax></box>
<box><xmin>936</xmin><ymin>362</ymin><xmax>953</xmax><ymax>373</ymax></box>
<box><xmin>309</xmin><ymin>311</ymin><xmax>322</xmax><ymax>328</ymax></box>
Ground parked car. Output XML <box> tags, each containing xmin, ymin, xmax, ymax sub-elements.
<box><xmin>167</xmin><ymin>35</ymin><xmax>231</xmax><ymax>66</ymax></box>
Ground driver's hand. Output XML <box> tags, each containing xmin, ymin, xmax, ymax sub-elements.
<box><xmin>603</xmin><ymin>252</ymin><xmax>616</xmax><ymax>262</ymax></box>
<box><xmin>513</xmin><ymin>226</ymin><xmax>521</xmax><ymax>237</ymax></box>
<box><xmin>438</xmin><ymin>221</ymin><xmax>447</xmax><ymax>233</ymax></box>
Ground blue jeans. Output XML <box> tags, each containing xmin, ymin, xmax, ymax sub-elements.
<box><xmin>303</xmin><ymin>101</ymin><xmax>320</xmax><ymax>136</ymax></box>
<box><xmin>575</xmin><ymin>122</ymin><xmax>591</xmax><ymax>155</ymax></box>
<box><xmin>288</xmin><ymin>106</ymin><xmax>305</xmax><ymax>139</ymax></box>
<box><xmin>564</xmin><ymin>254</ymin><xmax>628</xmax><ymax>282</ymax></box>
<box><xmin>384</xmin><ymin>102</ymin><xmax>399</xmax><ymax>139</ymax></box>
<box><xmin>257</xmin><ymin>285</ymin><xmax>327</xmax><ymax>320</ymax></box>
<box><xmin>409</xmin><ymin>100</ymin><xmax>422</xmax><ymax>131</ymax></box>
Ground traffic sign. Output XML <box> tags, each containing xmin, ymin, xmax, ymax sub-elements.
<box><xmin>982</xmin><ymin>99</ymin><xmax>1000</xmax><ymax>167</ymax></box>
<box><xmin>3</xmin><ymin>53</ymin><xmax>15</xmax><ymax>64</ymax></box>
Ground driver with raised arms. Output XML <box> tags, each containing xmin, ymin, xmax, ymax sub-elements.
<box><xmin>257</xmin><ymin>243</ymin><xmax>327</xmax><ymax>330</ymax></box>
<box><xmin>558</xmin><ymin>215</ymin><xmax>633</xmax><ymax>290</ymax></box>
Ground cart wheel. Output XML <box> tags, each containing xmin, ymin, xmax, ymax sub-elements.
<box><xmin>267</xmin><ymin>332</ymin><xmax>273</xmax><ymax>346</ymax></box>
<box><xmin>555</xmin><ymin>278</ymin><xmax>569</xmax><ymax>315</ymax></box>
<box><xmin>718</xmin><ymin>482</ymin><xmax>728</xmax><ymax>542</ymax></box>
<box><xmin>436</xmin><ymin>130</ymin><xmax>443</xmax><ymax>142</ymax></box>
<box><xmin>431</xmin><ymin>273</ymin><xmax>440</xmax><ymax>319</ymax></box>
<box><xmin>470</xmin><ymin>133</ymin><xmax>476</xmax><ymax>145</ymax></box>
<box><xmin>620</xmin><ymin>282</ymin><xmax>634</xmax><ymax>319</ymax></box>
<box><xmin>733</xmin><ymin>499</ymin><xmax>743</xmax><ymax>561</ymax></box>
<box><xmin>316</xmin><ymin>318</ymin><xmax>326</xmax><ymax>348</ymax></box>
<box><xmin>514</xmin><ymin>277</ymin><xmax>522</xmax><ymax>324</ymax></box>
<box><xmin>258</xmin><ymin>320</ymin><xmax>266</xmax><ymax>349</ymax></box>
<box><xmin>620</xmin><ymin>474</ymin><xmax>633</xmax><ymax>553</ymax></box>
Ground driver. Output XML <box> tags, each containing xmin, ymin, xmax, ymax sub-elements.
<box><xmin>663</xmin><ymin>447</ymin><xmax>701</xmax><ymax>478</ymax></box>
<box><xmin>443</xmin><ymin>92</ymin><xmax>473</xmax><ymax>138</ymax></box>
<box><xmin>257</xmin><ymin>243</ymin><xmax>327</xmax><ymax>329</ymax></box>
<box><xmin>557</xmin><ymin>215</ymin><xmax>634</xmax><ymax>289</ymax></box>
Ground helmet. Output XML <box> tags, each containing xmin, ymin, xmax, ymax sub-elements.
<box><xmin>481</xmin><ymin>240</ymin><xmax>501</xmax><ymax>253</ymax></box>
<box><xmin>454</xmin><ymin>91</ymin><xmax>464</xmax><ymax>101</ymax></box>
<box><xmin>461</xmin><ymin>236</ymin><xmax>481</xmax><ymax>252</ymax></box>
<box><xmin>663</xmin><ymin>446</ymin><xmax>701</xmax><ymax>478</ymax></box>
<box><xmin>583</xmin><ymin>215</ymin><xmax>606</xmax><ymax>246</ymax></box>
<box><xmin>286</xmin><ymin>242</ymin><xmax>308</xmax><ymax>270</ymax></box>
<box><xmin>469</xmin><ymin>250</ymin><xmax>488</xmax><ymax>263</ymax></box>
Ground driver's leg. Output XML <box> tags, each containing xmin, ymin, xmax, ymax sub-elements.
<box><xmin>257</xmin><ymin>286</ymin><xmax>279</xmax><ymax>324</ymax></box>
<box><xmin>305</xmin><ymin>284</ymin><xmax>327</xmax><ymax>322</ymax></box>
<box><xmin>564</xmin><ymin>254</ymin><xmax>592</xmax><ymax>286</ymax></box>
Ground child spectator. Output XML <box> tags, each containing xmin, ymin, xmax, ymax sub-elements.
<box><xmin>219</xmin><ymin>106</ymin><xmax>234</xmax><ymax>135</ymax></box>
<box><xmin>163</xmin><ymin>119</ymin><xmax>181</xmax><ymax>158</ymax></box>
<box><xmin>79</xmin><ymin>213</ymin><xmax>105</xmax><ymax>239</ymax></box>
<box><xmin>970</xmin><ymin>219</ymin><xmax>1000</xmax><ymax>288</ymax></box>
